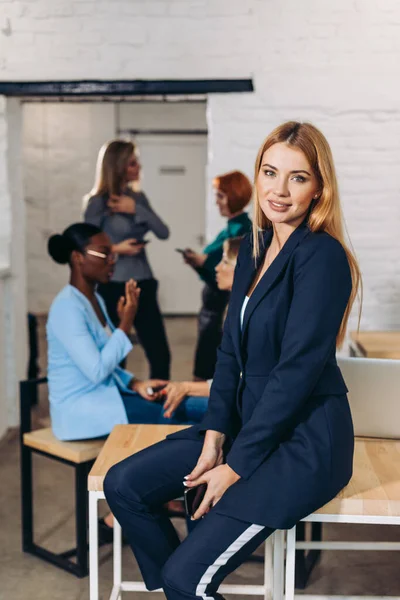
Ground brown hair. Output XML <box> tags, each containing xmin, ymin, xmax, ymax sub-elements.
<box><xmin>253</xmin><ymin>121</ymin><xmax>362</xmax><ymax>347</ymax></box>
<box><xmin>223</xmin><ymin>236</ymin><xmax>243</xmax><ymax>265</ymax></box>
<box><xmin>213</xmin><ymin>170</ymin><xmax>253</xmax><ymax>214</ymax></box>
<box><xmin>84</xmin><ymin>140</ymin><xmax>136</xmax><ymax>209</ymax></box>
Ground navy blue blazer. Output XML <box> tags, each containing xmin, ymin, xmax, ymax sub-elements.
<box><xmin>168</xmin><ymin>221</ymin><xmax>354</xmax><ymax>529</ymax></box>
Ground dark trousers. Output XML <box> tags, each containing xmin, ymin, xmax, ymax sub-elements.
<box><xmin>98</xmin><ymin>278</ymin><xmax>171</xmax><ymax>379</ymax></box>
<box><xmin>104</xmin><ymin>438</ymin><xmax>274</xmax><ymax>598</ymax></box>
<box><xmin>194</xmin><ymin>284</ymin><xmax>230</xmax><ymax>380</ymax></box>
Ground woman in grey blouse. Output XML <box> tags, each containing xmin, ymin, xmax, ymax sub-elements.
<box><xmin>84</xmin><ymin>140</ymin><xmax>171</xmax><ymax>379</ymax></box>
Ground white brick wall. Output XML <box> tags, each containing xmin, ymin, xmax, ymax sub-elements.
<box><xmin>0</xmin><ymin>97</ymin><xmax>11</xmax><ymax>268</ymax></box>
<box><xmin>0</xmin><ymin>0</ymin><xmax>400</xmax><ymax>350</ymax></box>
<box><xmin>0</xmin><ymin>97</ymin><xmax>27</xmax><ymax>436</ymax></box>
<box><xmin>23</xmin><ymin>101</ymin><xmax>207</xmax><ymax>312</ymax></box>
<box><xmin>23</xmin><ymin>102</ymin><xmax>116</xmax><ymax>312</ymax></box>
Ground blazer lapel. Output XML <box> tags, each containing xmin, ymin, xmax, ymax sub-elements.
<box><xmin>69</xmin><ymin>285</ymin><xmax>106</xmax><ymax>340</ymax></box>
<box><xmin>241</xmin><ymin>222</ymin><xmax>311</xmax><ymax>339</ymax></box>
<box><xmin>229</xmin><ymin>231</ymin><xmax>271</xmax><ymax>361</ymax></box>
<box><xmin>96</xmin><ymin>292</ymin><xmax>115</xmax><ymax>331</ymax></box>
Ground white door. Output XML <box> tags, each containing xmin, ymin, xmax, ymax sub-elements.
<box><xmin>134</xmin><ymin>134</ymin><xmax>207</xmax><ymax>314</ymax></box>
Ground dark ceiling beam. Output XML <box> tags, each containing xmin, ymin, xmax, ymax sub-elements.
<box><xmin>0</xmin><ymin>79</ymin><xmax>253</xmax><ymax>97</ymax></box>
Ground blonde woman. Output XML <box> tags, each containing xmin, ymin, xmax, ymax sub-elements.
<box><xmin>84</xmin><ymin>140</ymin><xmax>170</xmax><ymax>379</ymax></box>
<box><xmin>104</xmin><ymin>122</ymin><xmax>361</xmax><ymax>598</ymax></box>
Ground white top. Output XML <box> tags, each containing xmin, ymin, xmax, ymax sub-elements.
<box><xmin>240</xmin><ymin>296</ymin><xmax>250</xmax><ymax>330</ymax></box>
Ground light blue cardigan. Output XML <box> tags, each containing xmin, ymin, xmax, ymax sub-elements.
<box><xmin>47</xmin><ymin>285</ymin><xmax>134</xmax><ymax>441</ymax></box>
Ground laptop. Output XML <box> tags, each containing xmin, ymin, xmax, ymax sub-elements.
<box><xmin>337</xmin><ymin>356</ymin><xmax>400</xmax><ymax>439</ymax></box>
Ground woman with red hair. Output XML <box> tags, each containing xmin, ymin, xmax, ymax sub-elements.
<box><xmin>181</xmin><ymin>171</ymin><xmax>252</xmax><ymax>381</ymax></box>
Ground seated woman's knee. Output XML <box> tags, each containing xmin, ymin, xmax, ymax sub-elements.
<box><xmin>103</xmin><ymin>462</ymin><xmax>124</xmax><ymax>505</ymax></box>
<box><xmin>103</xmin><ymin>460</ymin><xmax>140</xmax><ymax>505</ymax></box>
<box><xmin>104</xmin><ymin>455</ymin><xmax>148</xmax><ymax>510</ymax></box>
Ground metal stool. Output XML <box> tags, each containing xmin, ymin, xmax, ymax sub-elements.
<box><xmin>20</xmin><ymin>378</ymin><xmax>103</xmax><ymax>577</ymax></box>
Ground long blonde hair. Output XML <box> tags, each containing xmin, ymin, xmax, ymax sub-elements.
<box><xmin>253</xmin><ymin>121</ymin><xmax>362</xmax><ymax>347</ymax></box>
<box><xmin>83</xmin><ymin>140</ymin><xmax>136</xmax><ymax>210</ymax></box>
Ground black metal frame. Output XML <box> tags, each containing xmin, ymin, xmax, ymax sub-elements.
<box><xmin>20</xmin><ymin>378</ymin><xmax>94</xmax><ymax>578</ymax></box>
<box><xmin>0</xmin><ymin>78</ymin><xmax>254</xmax><ymax>98</ymax></box>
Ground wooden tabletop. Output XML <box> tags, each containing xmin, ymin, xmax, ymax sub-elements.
<box><xmin>88</xmin><ymin>424</ymin><xmax>189</xmax><ymax>491</ymax></box>
<box><xmin>317</xmin><ymin>438</ymin><xmax>400</xmax><ymax>517</ymax></box>
<box><xmin>89</xmin><ymin>425</ymin><xmax>400</xmax><ymax>518</ymax></box>
<box><xmin>350</xmin><ymin>330</ymin><xmax>400</xmax><ymax>359</ymax></box>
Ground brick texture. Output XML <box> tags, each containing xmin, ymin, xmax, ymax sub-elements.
<box><xmin>0</xmin><ymin>0</ymin><xmax>399</xmax><ymax>335</ymax></box>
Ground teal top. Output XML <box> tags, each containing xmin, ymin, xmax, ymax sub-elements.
<box><xmin>199</xmin><ymin>212</ymin><xmax>252</xmax><ymax>286</ymax></box>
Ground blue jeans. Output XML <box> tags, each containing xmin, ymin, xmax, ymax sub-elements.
<box><xmin>122</xmin><ymin>393</ymin><xmax>208</xmax><ymax>426</ymax></box>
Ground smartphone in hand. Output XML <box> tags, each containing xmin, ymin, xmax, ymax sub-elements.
<box><xmin>184</xmin><ymin>483</ymin><xmax>207</xmax><ymax>517</ymax></box>
<box><xmin>146</xmin><ymin>384</ymin><xmax>167</xmax><ymax>396</ymax></box>
<box><xmin>175</xmin><ymin>248</ymin><xmax>186</xmax><ymax>254</ymax></box>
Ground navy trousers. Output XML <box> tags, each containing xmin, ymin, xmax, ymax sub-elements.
<box><xmin>104</xmin><ymin>438</ymin><xmax>274</xmax><ymax>599</ymax></box>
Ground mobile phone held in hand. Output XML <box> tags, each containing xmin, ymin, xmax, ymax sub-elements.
<box><xmin>175</xmin><ymin>248</ymin><xmax>186</xmax><ymax>254</ymax></box>
<box><xmin>132</xmin><ymin>239</ymin><xmax>149</xmax><ymax>246</ymax></box>
<box><xmin>146</xmin><ymin>384</ymin><xmax>167</xmax><ymax>396</ymax></box>
<box><xmin>184</xmin><ymin>483</ymin><xmax>207</xmax><ymax>518</ymax></box>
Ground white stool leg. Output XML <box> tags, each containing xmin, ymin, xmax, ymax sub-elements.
<box><xmin>285</xmin><ymin>526</ymin><xmax>296</xmax><ymax>600</ymax></box>
<box><xmin>113</xmin><ymin>518</ymin><xmax>122</xmax><ymax>599</ymax></box>
<box><xmin>89</xmin><ymin>492</ymin><xmax>99</xmax><ymax>600</ymax></box>
<box><xmin>263</xmin><ymin>536</ymin><xmax>274</xmax><ymax>600</ymax></box>
<box><xmin>273</xmin><ymin>530</ymin><xmax>285</xmax><ymax>600</ymax></box>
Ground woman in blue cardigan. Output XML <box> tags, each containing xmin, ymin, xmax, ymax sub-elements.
<box><xmin>104</xmin><ymin>122</ymin><xmax>361</xmax><ymax>598</ymax></box>
<box><xmin>46</xmin><ymin>223</ymin><xmax>207</xmax><ymax>443</ymax></box>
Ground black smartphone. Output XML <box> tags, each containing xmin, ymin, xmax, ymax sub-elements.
<box><xmin>184</xmin><ymin>483</ymin><xmax>207</xmax><ymax>518</ymax></box>
<box><xmin>175</xmin><ymin>248</ymin><xmax>186</xmax><ymax>254</ymax></box>
<box><xmin>132</xmin><ymin>239</ymin><xmax>149</xmax><ymax>246</ymax></box>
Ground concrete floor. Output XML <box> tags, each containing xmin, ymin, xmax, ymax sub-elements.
<box><xmin>0</xmin><ymin>316</ymin><xmax>399</xmax><ymax>599</ymax></box>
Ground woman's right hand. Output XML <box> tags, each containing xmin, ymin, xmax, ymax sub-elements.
<box><xmin>162</xmin><ymin>381</ymin><xmax>190</xmax><ymax>418</ymax></box>
<box><xmin>182</xmin><ymin>249</ymin><xmax>207</xmax><ymax>269</ymax></box>
<box><xmin>113</xmin><ymin>239</ymin><xmax>145</xmax><ymax>256</ymax></box>
<box><xmin>108</xmin><ymin>194</ymin><xmax>136</xmax><ymax>214</ymax></box>
<box><xmin>185</xmin><ymin>431</ymin><xmax>226</xmax><ymax>482</ymax></box>
<box><xmin>117</xmin><ymin>279</ymin><xmax>140</xmax><ymax>334</ymax></box>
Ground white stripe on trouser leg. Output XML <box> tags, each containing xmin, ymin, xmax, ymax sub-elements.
<box><xmin>195</xmin><ymin>524</ymin><xmax>265</xmax><ymax>600</ymax></box>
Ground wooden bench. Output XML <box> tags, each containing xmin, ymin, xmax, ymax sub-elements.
<box><xmin>23</xmin><ymin>427</ymin><xmax>103</xmax><ymax>463</ymax></box>
<box><xmin>284</xmin><ymin>438</ymin><xmax>400</xmax><ymax>600</ymax></box>
<box><xmin>88</xmin><ymin>424</ymin><xmax>281</xmax><ymax>600</ymax></box>
<box><xmin>20</xmin><ymin>378</ymin><xmax>104</xmax><ymax>577</ymax></box>
<box><xmin>350</xmin><ymin>330</ymin><xmax>400</xmax><ymax>359</ymax></box>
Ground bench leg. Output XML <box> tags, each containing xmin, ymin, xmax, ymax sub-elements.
<box><xmin>263</xmin><ymin>536</ymin><xmax>274</xmax><ymax>600</ymax></box>
<box><xmin>273</xmin><ymin>530</ymin><xmax>285</xmax><ymax>600</ymax></box>
<box><xmin>295</xmin><ymin>521</ymin><xmax>322</xmax><ymax>589</ymax></box>
<box><xmin>89</xmin><ymin>491</ymin><xmax>100</xmax><ymax>600</ymax></box>
<box><xmin>111</xmin><ymin>518</ymin><xmax>122</xmax><ymax>600</ymax></box>
<box><xmin>75</xmin><ymin>463</ymin><xmax>89</xmax><ymax>577</ymax></box>
<box><xmin>285</xmin><ymin>526</ymin><xmax>296</xmax><ymax>600</ymax></box>
<box><xmin>20</xmin><ymin>444</ymin><xmax>34</xmax><ymax>552</ymax></box>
